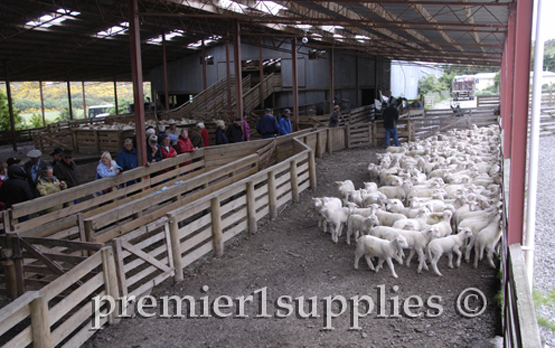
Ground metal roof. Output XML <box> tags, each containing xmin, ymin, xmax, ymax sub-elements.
<box><xmin>0</xmin><ymin>0</ymin><xmax>513</xmax><ymax>82</ymax></box>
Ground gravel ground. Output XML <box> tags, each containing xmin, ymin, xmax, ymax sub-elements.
<box><xmin>533</xmin><ymin>136</ymin><xmax>555</xmax><ymax>347</ymax></box>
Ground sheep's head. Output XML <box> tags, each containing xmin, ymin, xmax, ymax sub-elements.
<box><xmin>394</xmin><ymin>235</ymin><xmax>409</xmax><ymax>249</ymax></box>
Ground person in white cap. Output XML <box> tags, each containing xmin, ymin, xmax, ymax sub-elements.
<box><xmin>167</xmin><ymin>119</ymin><xmax>180</xmax><ymax>140</ymax></box>
<box><xmin>24</xmin><ymin>149</ymin><xmax>49</xmax><ymax>198</ymax></box>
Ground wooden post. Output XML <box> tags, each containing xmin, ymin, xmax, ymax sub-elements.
<box><xmin>9</xmin><ymin>235</ymin><xmax>24</xmax><ymax>296</ymax></box>
<box><xmin>345</xmin><ymin>123</ymin><xmax>351</xmax><ymax>149</ymax></box>
<box><xmin>1</xmin><ymin>249</ymin><xmax>18</xmax><ymax>299</ymax></box>
<box><xmin>373</xmin><ymin>122</ymin><xmax>378</xmax><ymax>147</ymax></box>
<box><xmin>101</xmin><ymin>247</ymin><xmax>120</xmax><ymax>325</ymax></box>
<box><xmin>368</xmin><ymin>124</ymin><xmax>372</xmax><ymax>146</ymax></box>
<box><xmin>315</xmin><ymin>131</ymin><xmax>322</xmax><ymax>158</ymax></box>
<box><xmin>246</xmin><ymin>181</ymin><xmax>257</xmax><ymax>234</ymax></box>
<box><xmin>267</xmin><ymin>171</ymin><xmax>277</xmax><ymax>220</ymax></box>
<box><xmin>2</xmin><ymin>210</ymin><xmax>11</xmax><ymax>233</ymax></box>
<box><xmin>168</xmin><ymin>214</ymin><xmax>184</xmax><ymax>282</ymax></box>
<box><xmin>94</xmin><ymin>130</ymin><xmax>100</xmax><ymax>153</ymax></box>
<box><xmin>407</xmin><ymin>119</ymin><xmax>413</xmax><ymax>142</ymax></box>
<box><xmin>84</xmin><ymin>220</ymin><xmax>96</xmax><ymax>243</ymax></box>
<box><xmin>327</xmin><ymin>128</ymin><xmax>332</xmax><ymax>154</ymax></box>
<box><xmin>211</xmin><ymin>197</ymin><xmax>224</xmax><ymax>257</ymax></box>
<box><xmin>30</xmin><ymin>295</ymin><xmax>52</xmax><ymax>348</ymax></box>
<box><xmin>290</xmin><ymin>159</ymin><xmax>299</xmax><ymax>202</ymax></box>
<box><xmin>112</xmin><ymin>238</ymin><xmax>128</xmax><ymax>297</ymax></box>
<box><xmin>308</xmin><ymin>151</ymin><xmax>317</xmax><ymax>189</ymax></box>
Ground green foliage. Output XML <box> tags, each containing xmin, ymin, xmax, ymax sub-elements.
<box><xmin>28</xmin><ymin>113</ymin><xmax>52</xmax><ymax>128</ymax></box>
<box><xmin>107</xmin><ymin>98</ymin><xmax>133</xmax><ymax>115</ymax></box>
<box><xmin>440</xmin><ymin>64</ymin><xmax>494</xmax><ymax>76</ymax></box>
<box><xmin>56</xmin><ymin>108</ymin><xmax>72</xmax><ymax>122</ymax></box>
<box><xmin>0</xmin><ymin>91</ymin><xmax>24</xmax><ymax>131</ymax></box>
<box><xmin>533</xmin><ymin>288</ymin><xmax>555</xmax><ymax>332</ymax></box>
<box><xmin>418</xmin><ymin>75</ymin><xmax>449</xmax><ymax>95</ymax></box>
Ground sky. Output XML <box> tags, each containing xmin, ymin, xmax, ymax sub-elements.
<box><xmin>533</xmin><ymin>0</ymin><xmax>555</xmax><ymax>42</ymax></box>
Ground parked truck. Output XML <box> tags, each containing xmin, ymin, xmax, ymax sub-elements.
<box><xmin>452</xmin><ymin>75</ymin><xmax>477</xmax><ymax>101</ymax></box>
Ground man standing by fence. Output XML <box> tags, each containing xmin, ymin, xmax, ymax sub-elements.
<box><xmin>256</xmin><ymin>108</ymin><xmax>280</xmax><ymax>139</ymax></box>
<box><xmin>383</xmin><ymin>97</ymin><xmax>400</xmax><ymax>147</ymax></box>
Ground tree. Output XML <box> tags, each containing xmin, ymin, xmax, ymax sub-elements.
<box><xmin>29</xmin><ymin>113</ymin><xmax>51</xmax><ymax>128</ymax></box>
<box><xmin>418</xmin><ymin>75</ymin><xmax>447</xmax><ymax>95</ymax></box>
<box><xmin>107</xmin><ymin>98</ymin><xmax>133</xmax><ymax>115</ymax></box>
<box><xmin>0</xmin><ymin>91</ymin><xmax>24</xmax><ymax>131</ymax></box>
<box><xmin>55</xmin><ymin>108</ymin><xmax>72</xmax><ymax>122</ymax></box>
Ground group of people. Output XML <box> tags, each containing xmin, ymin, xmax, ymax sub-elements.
<box><xmin>215</xmin><ymin>108</ymin><xmax>294</xmax><ymax>145</ymax></box>
<box><xmin>0</xmin><ymin>148</ymin><xmax>80</xmax><ymax>212</ymax></box>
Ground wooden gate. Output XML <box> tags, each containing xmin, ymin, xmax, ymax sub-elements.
<box><xmin>112</xmin><ymin>217</ymin><xmax>175</xmax><ymax>298</ymax></box>
<box><xmin>345</xmin><ymin>122</ymin><xmax>372</xmax><ymax>148</ymax></box>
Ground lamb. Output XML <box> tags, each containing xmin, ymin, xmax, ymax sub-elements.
<box><xmin>427</xmin><ymin>228</ymin><xmax>473</xmax><ymax>276</ymax></box>
<box><xmin>312</xmin><ymin>197</ymin><xmax>342</xmax><ymax>232</ymax></box>
<box><xmin>392</xmin><ymin>207</ymin><xmax>431</xmax><ymax>230</ymax></box>
<box><xmin>336</xmin><ymin>180</ymin><xmax>355</xmax><ymax>205</ymax></box>
<box><xmin>473</xmin><ymin>218</ymin><xmax>503</xmax><ymax>269</ymax></box>
<box><xmin>362</xmin><ymin>191</ymin><xmax>388</xmax><ymax>208</ymax></box>
<box><xmin>429</xmin><ymin>210</ymin><xmax>453</xmax><ymax>237</ymax></box>
<box><xmin>463</xmin><ymin>213</ymin><xmax>501</xmax><ymax>262</ymax></box>
<box><xmin>319</xmin><ymin>206</ymin><xmax>350</xmax><ymax>243</ymax></box>
<box><xmin>378</xmin><ymin>180</ymin><xmax>413</xmax><ymax>201</ymax></box>
<box><xmin>354</xmin><ymin>235</ymin><xmax>409</xmax><ymax>278</ymax></box>
<box><xmin>367</xmin><ymin>225</ymin><xmax>412</xmax><ymax>239</ymax></box>
<box><xmin>373</xmin><ymin>207</ymin><xmax>408</xmax><ymax>227</ymax></box>
<box><xmin>386</xmin><ymin>199</ymin><xmax>429</xmax><ymax>218</ymax></box>
<box><xmin>346</xmin><ymin>214</ymin><xmax>380</xmax><ymax>245</ymax></box>
<box><xmin>382</xmin><ymin>226</ymin><xmax>440</xmax><ymax>273</ymax></box>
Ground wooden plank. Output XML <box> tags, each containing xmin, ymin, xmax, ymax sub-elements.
<box><xmin>0</xmin><ymin>291</ymin><xmax>37</xmax><ymax>335</ymax></box>
<box><xmin>180</xmin><ymin>241</ymin><xmax>213</xmax><ymax>268</ymax></box>
<box><xmin>178</xmin><ymin>214</ymin><xmax>212</xmax><ymax>240</ymax></box>
<box><xmin>220</xmin><ymin>196</ymin><xmax>247</xmax><ymax>217</ymax></box>
<box><xmin>222</xmin><ymin>220</ymin><xmax>248</xmax><ymax>243</ymax></box>
<box><xmin>38</xmin><ymin>251</ymin><xmax>102</xmax><ymax>301</ymax></box>
<box><xmin>180</xmin><ymin>226</ymin><xmax>213</xmax><ymax>255</ymax></box>
<box><xmin>121</xmin><ymin>241</ymin><xmax>172</xmax><ymax>273</ymax></box>
<box><xmin>123</xmin><ymin>243</ymin><xmax>167</xmax><ymax>274</ymax></box>
<box><xmin>126</xmin><ymin>256</ymin><xmax>170</xmax><ymax>288</ymax></box>
<box><xmin>61</xmin><ymin>316</ymin><xmax>108</xmax><ymax>348</ymax></box>
<box><xmin>2</xmin><ymin>326</ymin><xmax>32</xmax><ymax>348</ymax></box>
<box><xmin>221</xmin><ymin>207</ymin><xmax>247</xmax><ymax>231</ymax></box>
<box><xmin>21</xmin><ymin>237</ymin><xmax>103</xmax><ymax>251</ymax></box>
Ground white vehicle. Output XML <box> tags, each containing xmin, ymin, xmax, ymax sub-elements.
<box><xmin>87</xmin><ymin>104</ymin><xmax>114</xmax><ymax>118</ymax></box>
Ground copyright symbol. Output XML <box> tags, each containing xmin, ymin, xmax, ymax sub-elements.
<box><xmin>456</xmin><ymin>288</ymin><xmax>487</xmax><ymax>318</ymax></box>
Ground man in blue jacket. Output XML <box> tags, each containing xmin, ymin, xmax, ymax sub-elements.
<box><xmin>279</xmin><ymin>109</ymin><xmax>292</xmax><ymax>136</ymax></box>
<box><xmin>256</xmin><ymin>108</ymin><xmax>280</xmax><ymax>139</ymax></box>
<box><xmin>383</xmin><ymin>97</ymin><xmax>400</xmax><ymax>147</ymax></box>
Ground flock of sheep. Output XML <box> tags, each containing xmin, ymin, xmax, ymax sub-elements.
<box><xmin>76</xmin><ymin>118</ymin><xmax>196</xmax><ymax>131</ymax></box>
<box><xmin>313</xmin><ymin>124</ymin><xmax>503</xmax><ymax>278</ymax></box>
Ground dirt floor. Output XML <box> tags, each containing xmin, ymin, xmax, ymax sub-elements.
<box><xmin>80</xmin><ymin>145</ymin><xmax>501</xmax><ymax>348</ymax></box>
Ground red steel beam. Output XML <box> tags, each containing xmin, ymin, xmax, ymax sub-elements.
<box><xmin>82</xmin><ymin>81</ymin><xmax>86</xmax><ymax>119</ymax></box>
<box><xmin>507</xmin><ymin>0</ymin><xmax>533</xmax><ymax>246</ymax></box>
<box><xmin>129</xmin><ymin>0</ymin><xmax>147</xmax><ymax>166</ymax></box>
<box><xmin>291</xmin><ymin>38</ymin><xmax>299</xmax><ymax>132</ymax></box>
<box><xmin>162</xmin><ymin>33</ymin><xmax>170</xmax><ymax>112</ymax></box>
<box><xmin>226</xmin><ymin>39</ymin><xmax>232</xmax><ymax>111</ymax></box>
<box><xmin>4</xmin><ymin>63</ymin><xmax>17</xmax><ymax>151</ymax></box>
<box><xmin>259</xmin><ymin>40</ymin><xmax>264</xmax><ymax>109</ymax></box>
<box><xmin>233</xmin><ymin>20</ymin><xmax>243</xmax><ymax>119</ymax></box>
<box><xmin>503</xmin><ymin>4</ymin><xmax>516</xmax><ymax>159</ymax></box>
<box><xmin>202</xmin><ymin>39</ymin><xmax>207</xmax><ymax>90</ymax></box>
<box><xmin>39</xmin><ymin>80</ymin><xmax>46</xmax><ymax>126</ymax></box>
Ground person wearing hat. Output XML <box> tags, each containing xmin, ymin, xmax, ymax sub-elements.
<box><xmin>279</xmin><ymin>109</ymin><xmax>292</xmax><ymax>136</ymax></box>
<box><xmin>147</xmin><ymin>134</ymin><xmax>163</xmax><ymax>164</ymax></box>
<box><xmin>6</xmin><ymin>157</ymin><xmax>21</xmax><ymax>167</ymax></box>
<box><xmin>188</xmin><ymin>125</ymin><xmax>204</xmax><ymax>149</ymax></box>
<box><xmin>197</xmin><ymin>122</ymin><xmax>210</xmax><ymax>147</ymax></box>
<box><xmin>167</xmin><ymin>119</ymin><xmax>181</xmax><ymax>140</ymax></box>
<box><xmin>49</xmin><ymin>148</ymin><xmax>63</xmax><ymax>167</ymax></box>
<box><xmin>329</xmin><ymin>105</ymin><xmax>341</xmax><ymax>128</ymax></box>
<box><xmin>383</xmin><ymin>97</ymin><xmax>400</xmax><ymax>147</ymax></box>
<box><xmin>24</xmin><ymin>149</ymin><xmax>49</xmax><ymax>198</ymax></box>
<box><xmin>215</xmin><ymin>120</ymin><xmax>229</xmax><ymax>145</ymax></box>
<box><xmin>53</xmin><ymin>150</ymin><xmax>81</xmax><ymax>189</ymax></box>
<box><xmin>225</xmin><ymin>117</ymin><xmax>244</xmax><ymax>143</ymax></box>
<box><xmin>256</xmin><ymin>108</ymin><xmax>280</xmax><ymax>139</ymax></box>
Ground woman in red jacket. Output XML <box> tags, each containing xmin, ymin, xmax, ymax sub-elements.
<box><xmin>197</xmin><ymin>122</ymin><xmax>209</xmax><ymax>147</ymax></box>
<box><xmin>160</xmin><ymin>134</ymin><xmax>177</xmax><ymax>173</ymax></box>
<box><xmin>176</xmin><ymin>129</ymin><xmax>197</xmax><ymax>167</ymax></box>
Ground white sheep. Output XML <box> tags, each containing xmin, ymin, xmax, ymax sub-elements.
<box><xmin>346</xmin><ymin>214</ymin><xmax>380</xmax><ymax>245</ymax></box>
<box><xmin>335</xmin><ymin>180</ymin><xmax>355</xmax><ymax>205</ymax></box>
<box><xmin>382</xmin><ymin>226</ymin><xmax>440</xmax><ymax>273</ymax></box>
<box><xmin>354</xmin><ymin>235</ymin><xmax>409</xmax><ymax>278</ymax></box>
<box><xmin>362</xmin><ymin>191</ymin><xmax>388</xmax><ymax>208</ymax></box>
<box><xmin>463</xmin><ymin>213</ymin><xmax>501</xmax><ymax>262</ymax></box>
<box><xmin>427</xmin><ymin>228</ymin><xmax>473</xmax><ymax>276</ymax></box>
<box><xmin>319</xmin><ymin>206</ymin><xmax>350</xmax><ymax>243</ymax></box>
<box><xmin>378</xmin><ymin>180</ymin><xmax>413</xmax><ymax>201</ymax></box>
<box><xmin>429</xmin><ymin>210</ymin><xmax>453</xmax><ymax>237</ymax></box>
<box><xmin>473</xmin><ymin>218</ymin><xmax>503</xmax><ymax>269</ymax></box>
<box><xmin>386</xmin><ymin>199</ymin><xmax>429</xmax><ymax>218</ymax></box>
<box><xmin>373</xmin><ymin>207</ymin><xmax>408</xmax><ymax>227</ymax></box>
<box><xmin>392</xmin><ymin>207</ymin><xmax>431</xmax><ymax>230</ymax></box>
<box><xmin>312</xmin><ymin>197</ymin><xmax>342</xmax><ymax>233</ymax></box>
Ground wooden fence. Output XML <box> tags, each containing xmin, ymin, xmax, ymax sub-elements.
<box><xmin>0</xmin><ymin>246</ymin><xmax>118</xmax><ymax>348</ymax></box>
<box><xmin>0</xmin><ymin>128</ymin><xmax>325</xmax><ymax>348</ymax></box>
